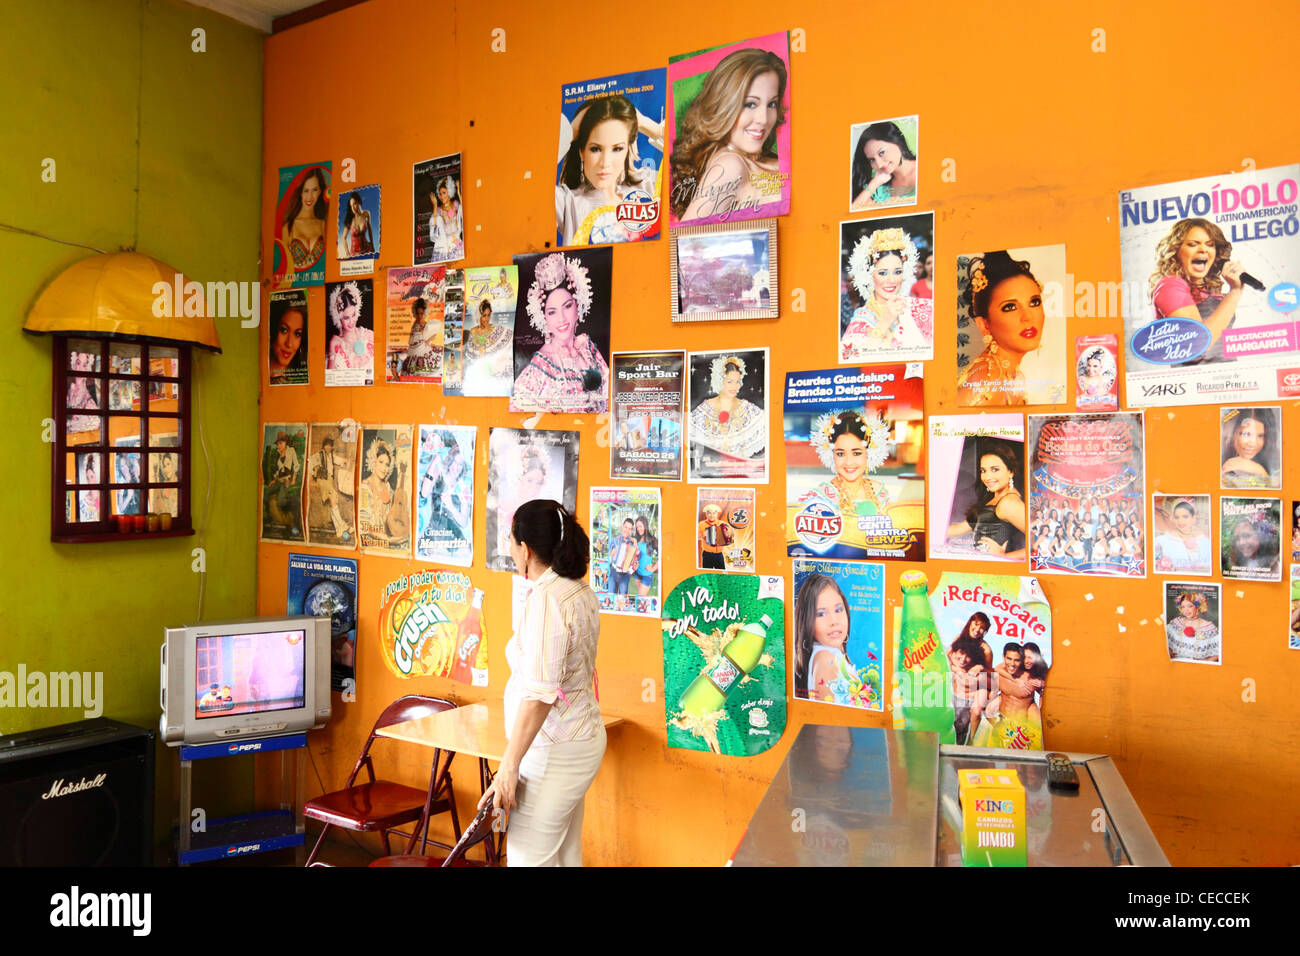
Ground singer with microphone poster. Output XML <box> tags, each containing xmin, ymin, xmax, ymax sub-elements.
<box><xmin>1118</xmin><ymin>164</ymin><xmax>1300</xmax><ymax>407</ymax></box>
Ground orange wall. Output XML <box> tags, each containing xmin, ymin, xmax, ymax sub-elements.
<box><xmin>259</xmin><ymin>0</ymin><xmax>1299</xmax><ymax>865</ymax></box>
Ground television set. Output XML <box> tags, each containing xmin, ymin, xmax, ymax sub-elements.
<box><xmin>160</xmin><ymin>616</ymin><xmax>331</xmax><ymax>746</ymax></box>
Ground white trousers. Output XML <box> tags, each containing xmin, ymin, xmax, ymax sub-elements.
<box><xmin>507</xmin><ymin>725</ymin><xmax>606</xmax><ymax>867</ymax></box>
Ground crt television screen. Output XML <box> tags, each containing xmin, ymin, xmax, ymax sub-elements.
<box><xmin>194</xmin><ymin>630</ymin><xmax>306</xmax><ymax>719</ymax></box>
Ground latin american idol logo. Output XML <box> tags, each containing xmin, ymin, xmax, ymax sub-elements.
<box><xmin>616</xmin><ymin>190</ymin><xmax>659</xmax><ymax>235</ymax></box>
<box><xmin>1130</xmin><ymin>317</ymin><xmax>1210</xmax><ymax>365</ymax></box>
<box><xmin>793</xmin><ymin>499</ymin><xmax>842</xmax><ymax>552</ymax></box>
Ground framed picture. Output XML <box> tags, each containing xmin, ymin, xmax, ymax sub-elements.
<box><xmin>670</xmin><ymin>219</ymin><xmax>777</xmax><ymax>322</ymax></box>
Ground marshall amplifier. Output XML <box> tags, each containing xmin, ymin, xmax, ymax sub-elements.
<box><xmin>0</xmin><ymin>718</ymin><xmax>154</xmax><ymax>866</ymax></box>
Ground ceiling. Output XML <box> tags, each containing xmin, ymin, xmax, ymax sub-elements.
<box><xmin>185</xmin><ymin>0</ymin><xmax>367</xmax><ymax>33</ymax></box>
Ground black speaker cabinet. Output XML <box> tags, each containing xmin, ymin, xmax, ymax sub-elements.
<box><xmin>0</xmin><ymin>718</ymin><xmax>154</xmax><ymax>866</ymax></box>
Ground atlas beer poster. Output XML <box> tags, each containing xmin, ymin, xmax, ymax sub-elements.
<box><xmin>784</xmin><ymin>364</ymin><xmax>925</xmax><ymax>561</ymax></box>
<box><xmin>287</xmin><ymin>553</ymin><xmax>358</xmax><ymax>693</ymax></box>
<box><xmin>1118</xmin><ymin>164</ymin><xmax>1300</xmax><ymax>407</ymax></box>
<box><xmin>611</xmin><ymin>351</ymin><xmax>685</xmax><ymax>480</ymax></box>
<box><xmin>378</xmin><ymin>569</ymin><xmax>487</xmax><ymax>685</ymax></box>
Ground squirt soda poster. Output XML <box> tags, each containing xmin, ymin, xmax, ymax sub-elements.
<box><xmin>661</xmin><ymin>573</ymin><xmax>785</xmax><ymax>756</ymax></box>
<box><xmin>378</xmin><ymin>569</ymin><xmax>487</xmax><ymax>686</ymax></box>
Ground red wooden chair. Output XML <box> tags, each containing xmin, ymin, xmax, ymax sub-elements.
<box><xmin>367</xmin><ymin>799</ymin><xmax>503</xmax><ymax>867</ymax></box>
<box><xmin>304</xmin><ymin>695</ymin><xmax>460</xmax><ymax>867</ymax></box>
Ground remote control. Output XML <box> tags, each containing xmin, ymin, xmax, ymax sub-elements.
<box><xmin>1046</xmin><ymin>752</ymin><xmax>1079</xmax><ymax>791</ymax></box>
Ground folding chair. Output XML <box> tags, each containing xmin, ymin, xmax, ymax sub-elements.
<box><xmin>367</xmin><ymin>799</ymin><xmax>504</xmax><ymax>867</ymax></box>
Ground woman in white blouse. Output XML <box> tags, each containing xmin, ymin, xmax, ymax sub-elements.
<box><xmin>480</xmin><ymin>498</ymin><xmax>604</xmax><ymax>866</ymax></box>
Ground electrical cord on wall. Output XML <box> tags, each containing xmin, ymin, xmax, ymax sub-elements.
<box><xmin>194</xmin><ymin>368</ymin><xmax>214</xmax><ymax>621</ymax></box>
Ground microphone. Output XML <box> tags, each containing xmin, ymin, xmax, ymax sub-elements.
<box><xmin>1239</xmin><ymin>271</ymin><xmax>1265</xmax><ymax>292</ymax></box>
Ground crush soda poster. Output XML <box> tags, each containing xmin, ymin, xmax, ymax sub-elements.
<box><xmin>661</xmin><ymin>573</ymin><xmax>785</xmax><ymax>756</ymax></box>
<box><xmin>378</xmin><ymin>569</ymin><xmax>487</xmax><ymax>685</ymax></box>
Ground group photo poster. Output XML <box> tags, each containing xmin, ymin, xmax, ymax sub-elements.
<box><xmin>414</xmin><ymin>424</ymin><xmax>476</xmax><ymax>568</ymax></box>
<box><xmin>1027</xmin><ymin>412</ymin><xmax>1147</xmax><ymax>577</ymax></box>
<box><xmin>510</xmin><ymin>248</ymin><xmax>612</xmax><ymax>414</ymax></box>
<box><xmin>848</xmin><ymin>114</ymin><xmax>919</xmax><ymax>212</ymax></box>
<box><xmin>589</xmin><ymin>487</ymin><xmax>662</xmax><ymax>617</ymax></box>
<box><xmin>791</xmin><ymin>559</ymin><xmax>884</xmax><ymax>711</ymax></box>
<box><xmin>268</xmin><ymin>289</ymin><xmax>309</xmax><ymax>386</ymax></box>
<box><xmin>305</xmin><ymin>423</ymin><xmax>357</xmax><ymax>550</ymax></box>
<box><xmin>439</xmin><ymin>269</ymin><xmax>467</xmax><ymax>396</ymax></box>
<box><xmin>1074</xmin><ymin>334</ymin><xmax>1119</xmax><ymax>412</ymax></box>
<box><xmin>687</xmin><ymin>347</ymin><xmax>769</xmax><ymax>483</ymax></box>
<box><xmin>336</xmin><ymin>183</ymin><xmax>380</xmax><ymax>272</ymax></box>
<box><xmin>838</xmin><ymin>213</ymin><xmax>935</xmax><ymax>363</ymax></box>
<box><xmin>784</xmin><ymin>364</ymin><xmax>925</xmax><ymax>562</ymax></box>
<box><xmin>1164</xmin><ymin>581</ymin><xmax>1222</xmax><ymax>665</ymax></box>
<box><xmin>611</xmin><ymin>350</ymin><xmax>685</xmax><ymax>480</ymax></box>
<box><xmin>696</xmin><ymin>487</ymin><xmax>756</xmax><ymax>572</ymax></box>
<box><xmin>272</xmin><ymin>161</ymin><xmax>330</xmax><ymax>289</ymax></box>
<box><xmin>357</xmin><ymin>425</ymin><xmax>413</xmax><ymax>557</ymax></box>
<box><xmin>1219</xmin><ymin>406</ymin><xmax>1282</xmax><ymax>490</ymax></box>
<box><xmin>1118</xmin><ymin>163</ymin><xmax>1300</xmax><ymax>407</ymax></box>
<box><xmin>288</xmin><ymin>553</ymin><xmax>358</xmax><ymax>692</ymax></box>
<box><xmin>385</xmin><ymin>266</ymin><xmax>448</xmax><ymax>385</ymax></box>
<box><xmin>413</xmin><ymin>153</ymin><xmax>464</xmax><ymax>266</ymax></box>
<box><xmin>260</xmin><ymin>423</ymin><xmax>307</xmax><ymax>544</ymax></box>
<box><xmin>927</xmin><ymin>414</ymin><xmax>1026</xmax><ymax>563</ymax></box>
<box><xmin>485</xmin><ymin>428</ymin><xmax>579</xmax><ymax>571</ymax></box>
<box><xmin>324</xmin><ymin>278</ymin><xmax>375</xmax><ymax>387</ymax></box>
<box><xmin>378</xmin><ymin>569</ymin><xmax>487</xmax><ymax>686</ymax></box>
<box><xmin>956</xmin><ymin>244</ymin><xmax>1069</xmax><ymax>407</ymax></box>
<box><xmin>461</xmin><ymin>265</ymin><xmax>517</xmax><ymax>397</ymax></box>
<box><xmin>1220</xmin><ymin>496</ymin><xmax>1282</xmax><ymax>582</ymax></box>
<box><xmin>556</xmin><ymin>67</ymin><xmax>666</xmax><ymax>247</ymax></box>
<box><xmin>661</xmin><ymin>573</ymin><xmax>786</xmax><ymax>756</ymax></box>
<box><xmin>1152</xmin><ymin>493</ymin><xmax>1213</xmax><ymax>576</ymax></box>
<box><xmin>666</xmin><ymin>31</ymin><xmax>791</xmax><ymax>227</ymax></box>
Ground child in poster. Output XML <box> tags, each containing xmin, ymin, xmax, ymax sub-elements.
<box><xmin>272</xmin><ymin>162</ymin><xmax>330</xmax><ymax>288</ymax></box>
<box><xmin>1152</xmin><ymin>494</ymin><xmax>1213</xmax><ymax>576</ymax></box>
<box><xmin>377</xmin><ymin>569</ymin><xmax>488</xmax><ymax>685</ymax></box>
<box><xmin>848</xmin><ymin>115</ymin><xmax>918</xmax><ymax>211</ymax></box>
<box><xmin>305</xmin><ymin>423</ymin><xmax>356</xmax><ymax>549</ymax></box>
<box><xmin>260</xmin><ymin>423</ymin><xmax>306</xmax><ymax>543</ymax></box>
<box><xmin>1027</xmin><ymin>412</ymin><xmax>1146</xmax><ymax>577</ymax></box>
<box><xmin>510</xmin><ymin>249</ymin><xmax>612</xmax><ymax>414</ymax></box>
<box><xmin>956</xmin><ymin>245</ymin><xmax>1069</xmax><ymax>406</ymax></box>
<box><xmin>556</xmin><ymin>67</ymin><xmax>666</xmax><ymax>246</ymax></box>
<box><xmin>1118</xmin><ymin>164</ymin><xmax>1300</xmax><ymax>407</ymax></box>
<box><xmin>611</xmin><ymin>351</ymin><xmax>685</xmax><ymax>480</ymax></box>
<box><xmin>784</xmin><ymin>364</ymin><xmax>925</xmax><ymax>561</ymax></box>
<box><xmin>1220</xmin><ymin>497</ymin><xmax>1281</xmax><ymax>582</ymax></box>
<box><xmin>415</xmin><ymin>425</ymin><xmax>476</xmax><ymax>568</ymax></box>
<box><xmin>324</xmin><ymin>279</ymin><xmax>374</xmax><ymax>387</ymax></box>
<box><xmin>667</xmin><ymin>33</ymin><xmax>791</xmax><ymax>227</ymax></box>
<box><xmin>336</xmin><ymin>184</ymin><xmax>380</xmax><ymax>270</ymax></box>
<box><xmin>687</xmin><ymin>348</ymin><xmax>768</xmax><ymax>483</ymax></box>
<box><xmin>838</xmin><ymin>214</ymin><xmax>934</xmax><ymax>363</ymax></box>
<box><xmin>928</xmin><ymin>414</ymin><xmax>1026</xmax><ymax>562</ymax></box>
<box><xmin>1290</xmin><ymin>566</ymin><xmax>1300</xmax><ymax>651</ymax></box>
<box><xmin>695</xmin><ymin>487</ymin><xmax>755</xmax><ymax>572</ymax></box>
<box><xmin>288</xmin><ymin>553</ymin><xmax>358</xmax><ymax>692</ymax></box>
<box><xmin>413</xmin><ymin>153</ymin><xmax>464</xmax><ymax>266</ymax></box>
<box><xmin>485</xmin><ymin>428</ymin><xmax>579</xmax><ymax>571</ymax></box>
<box><xmin>1219</xmin><ymin>406</ymin><xmax>1281</xmax><ymax>490</ymax></box>
<box><xmin>461</xmin><ymin>266</ymin><xmax>517</xmax><ymax>397</ymax></box>
<box><xmin>385</xmin><ymin>266</ymin><xmax>446</xmax><ymax>384</ymax></box>
<box><xmin>358</xmin><ymin>425</ymin><xmax>412</xmax><ymax>556</ymax></box>
<box><xmin>792</xmin><ymin>560</ymin><xmax>884</xmax><ymax>711</ymax></box>
<box><xmin>1074</xmin><ymin>335</ymin><xmax>1118</xmax><ymax>411</ymax></box>
<box><xmin>589</xmin><ymin>487</ymin><xmax>661</xmax><ymax>616</ymax></box>
<box><xmin>1164</xmin><ymin>582</ymin><xmax>1222</xmax><ymax>664</ymax></box>
<box><xmin>268</xmin><ymin>290</ymin><xmax>308</xmax><ymax>385</ymax></box>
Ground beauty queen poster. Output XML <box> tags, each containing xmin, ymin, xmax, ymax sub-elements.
<box><xmin>1119</xmin><ymin>164</ymin><xmax>1300</xmax><ymax>407</ymax></box>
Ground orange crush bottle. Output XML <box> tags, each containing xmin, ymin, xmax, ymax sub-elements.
<box><xmin>449</xmin><ymin>588</ymin><xmax>485</xmax><ymax>684</ymax></box>
<box><xmin>892</xmin><ymin>570</ymin><xmax>955</xmax><ymax>743</ymax></box>
<box><xmin>679</xmin><ymin>614</ymin><xmax>772</xmax><ymax>716</ymax></box>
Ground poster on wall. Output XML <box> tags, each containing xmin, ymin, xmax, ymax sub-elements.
<box><xmin>510</xmin><ymin>248</ymin><xmax>612</xmax><ymax>414</ymax></box>
<box><xmin>1118</xmin><ymin>163</ymin><xmax>1300</xmax><ymax>408</ymax></box>
<box><xmin>1164</xmin><ymin>581</ymin><xmax>1222</xmax><ymax>665</ymax></box>
<box><xmin>661</xmin><ymin>573</ymin><xmax>785</xmax><ymax>756</ymax></box>
<box><xmin>357</xmin><ymin>425</ymin><xmax>412</xmax><ymax>557</ymax></box>
<box><xmin>792</xmin><ymin>559</ymin><xmax>884</xmax><ymax>711</ymax></box>
<box><xmin>288</xmin><ymin>553</ymin><xmax>358</xmax><ymax>692</ymax></box>
<box><xmin>1290</xmin><ymin>566</ymin><xmax>1300</xmax><ymax>650</ymax></box>
<box><xmin>927</xmin><ymin>414</ymin><xmax>1026</xmax><ymax>563</ymax></box>
<box><xmin>378</xmin><ymin>569</ymin><xmax>487</xmax><ymax>685</ymax></box>
<box><xmin>848</xmin><ymin>114</ymin><xmax>919</xmax><ymax>212</ymax></box>
<box><xmin>1220</xmin><ymin>496</ymin><xmax>1282</xmax><ymax>582</ymax></box>
<box><xmin>837</xmin><ymin>213</ymin><xmax>934</xmax><ymax>363</ymax></box>
<box><xmin>324</xmin><ymin>279</ymin><xmax>375</xmax><ymax>387</ymax></box>
<box><xmin>1152</xmin><ymin>494</ymin><xmax>1213</xmax><ymax>576</ymax></box>
<box><xmin>1074</xmin><ymin>334</ymin><xmax>1118</xmax><ymax>412</ymax></box>
<box><xmin>784</xmin><ymin>364</ymin><xmax>925</xmax><ymax>561</ymax></box>
<box><xmin>415</xmin><ymin>424</ymin><xmax>476</xmax><ymax>568</ymax></box>
<box><xmin>589</xmin><ymin>487</ymin><xmax>661</xmax><ymax>617</ymax></box>
<box><xmin>260</xmin><ymin>423</ymin><xmax>307</xmax><ymax>544</ymax></box>
<box><xmin>461</xmin><ymin>266</ymin><xmax>517</xmax><ymax>397</ymax></box>
<box><xmin>440</xmin><ymin>270</ymin><xmax>467</xmax><ymax>396</ymax></box>
<box><xmin>268</xmin><ymin>290</ymin><xmax>309</xmax><ymax>386</ymax></box>
<box><xmin>556</xmin><ymin>67</ymin><xmax>666</xmax><ymax>247</ymax></box>
<box><xmin>485</xmin><ymin>428</ymin><xmax>579</xmax><ymax>571</ymax></box>
<box><xmin>666</xmin><ymin>32</ymin><xmax>791</xmax><ymax>228</ymax></box>
<box><xmin>413</xmin><ymin>153</ymin><xmax>464</xmax><ymax>266</ymax></box>
<box><xmin>1219</xmin><ymin>406</ymin><xmax>1282</xmax><ymax>490</ymax></box>
<box><xmin>335</xmin><ymin>183</ymin><xmax>380</xmax><ymax>274</ymax></box>
<box><xmin>385</xmin><ymin>266</ymin><xmax>446</xmax><ymax>385</ymax></box>
<box><xmin>1027</xmin><ymin>412</ymin><xmax>1146</xmax><ymax>577</ymax></box>
<box><xmin>696</xmin><ymin>487</ymin><xmax>756</xmax><ymax>572</ymax></box>
<box><xmin>1293</xmin><ymin>500</ymin><xmax>1300</xmax><ymax>561</ymax></box>
<box><xmin>272</xmin><ymin>161</ymin><xmax>330</xmax><ymax>289</ymax></box>
<box><xmin>305</xmin><ymin>423</ymin><xmax>357</xmax><ymax>550</ymax></box>
<box><xmin>611</xmin><ymin>351</ymin><xmax>685</xmax><ymax>480</ymax></box>
<box><xmin>687</xmin><ymin>347</ymin><xmax>769</xmax><ymax>484</ymax></box>
<box><xmin>956</xmin><ymin>244</ymin><xmax>1068</xmax><ymax>407</ymax></box>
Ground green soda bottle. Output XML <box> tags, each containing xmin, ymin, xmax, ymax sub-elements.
<box><xmin>892</xmin><ymin>570</ymin><xmax>955</xmax><ymax>743</ymax></box>
<box><xmin>679</xmin><ymin>614</ymin><xmax>772</xmax><ymax>716</ymax></box>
